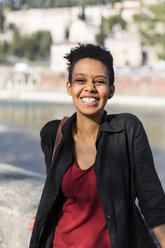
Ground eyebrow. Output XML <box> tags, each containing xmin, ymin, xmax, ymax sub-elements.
<box><xmin>74</xmin><ymin>73</ymin><xmax>107</xmax><ymax>79</ymax></box>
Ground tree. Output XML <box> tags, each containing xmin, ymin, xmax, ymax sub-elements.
<box><xmin>0</xmin><ymin>41</ymin><xmax>9</xmax><ymax>62</ymax></box>
<box><xmin>64</xmin><ymin>26</ymin><xmax>70</xmax><ymax>39</ymax></box>
<box><xmin>133</xmin><ymin>4</ymin><xmax>165</xmax><ymax>60</ymax></box>
<box><xmin>7</xmin><ymin>28</ymin><xmax>52</xmax><ymax>61</ymax></box>
<box><xmin>96</xmin><ymin>17</ymin><xmax>105</xmax><ymax>46</ymax></box>
<box><xmin>10</xmin><ymin>27</ymin><xmax>25</xmax><ymax>56</ymax></box>
<box><xmin>104</xmin><ymin>14</ymin><xmax>127</xmax><ymax>32</ymax></box>
<box><xmin>6</xmin><ymin>0</ymin><xmax>15</xmax><ymax>10</ymax></box>
<box><xmin>25</xmin><ymin>30</ymin><xmax>52</xmax><ymax>60</ymax></box>
<box><xmin>0</xmin><ymin>3</ymin><xmax>5</xmax><ymax>32</ymax></box>
<box><xmin>149</xmin><ymin>4</ymin><xmax>165</xmax><ymax>21</ymax></box>
<box><xmin>108</xmin><ymin>0</ymin><xmax>121</xmax><ymax>5</ymax></box>
<box><xmin>78</xmin><ymin>3</ymin><xmax>86</xmax><ymax>20</ymax></box>
<box><xmin>2</xmin><ymin>0</ymin><xmax>112</xmax><ymax>9</ymax></box>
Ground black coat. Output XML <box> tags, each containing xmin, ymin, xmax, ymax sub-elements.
<box><xmin>29</xmin><ymin>111</ymin><xmax>165</xmax><ymax>248</ymax></box>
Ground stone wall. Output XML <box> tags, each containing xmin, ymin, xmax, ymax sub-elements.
<box><xmin>0</xmin><ymin>164</ymin><xmax>45</xmax><ymax>248</ymax></box>
<box><xmin>115</xmin><ymin>74</ymin><xmax>165</xmax><ymax>96</ymax></box>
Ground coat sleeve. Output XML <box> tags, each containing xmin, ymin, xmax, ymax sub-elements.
<box><xmin>40</xmin><ymin>120</ymin><xmax>60</xmax><ymax>173</ymax></box>
<box><xmin>132</xmin><ymin>118</ymin><xmax>165</xmax><ymax>228</ymax></box>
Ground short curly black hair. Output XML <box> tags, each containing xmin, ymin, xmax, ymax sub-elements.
<box><xmin>64</xmin><ymin>43</ymin><xmax>114</xmax><ymax>85</ymax></box>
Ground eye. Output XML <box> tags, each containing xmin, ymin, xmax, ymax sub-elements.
<box><xmin>75</xmin><ymin>78</ymin><xmax>86</xmax><ymax>84</ymax></box>
<box><xmin>94</xmin><ymin>80</ymin><xmax>105</xmax><ymax>85</ymax></box>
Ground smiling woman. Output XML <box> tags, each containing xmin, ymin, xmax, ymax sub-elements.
<box><xmin>66</xmin><ymin>58</ymin><xmax>115</xmax><ymax>119</ymax></box>
<box><xmin>29</xmin><ymin>44</ymin><xmax>165</xmax><ymax>248</ymax></box>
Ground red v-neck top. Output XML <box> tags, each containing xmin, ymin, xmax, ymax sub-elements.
<box><xmin>53</xmin><ymin>161</ymin><xmax>111</xmax><ymax>248</ymax></box>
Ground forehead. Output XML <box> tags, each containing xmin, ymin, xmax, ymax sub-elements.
<box><xmin>72</xmin><ymin>58</ymin><xmax>108</xmax><ymax>76</ymax></box>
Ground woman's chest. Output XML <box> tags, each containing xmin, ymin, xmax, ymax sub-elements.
<box><xmin>73</xmin><ymin>138</ymin><xmax>97</xmax><ymax>170</ymax></box>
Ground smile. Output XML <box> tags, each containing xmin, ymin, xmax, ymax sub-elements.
<box><xmin>81</xmin><ymin>97</ymin><xmax>99</xmax><ymax>106</ymax></box>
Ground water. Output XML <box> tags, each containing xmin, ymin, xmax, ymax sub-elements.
<box><xmin>0</xmin><ymin>102</ymin><xmax>76</xmax><ymax>175</ymax></box>
<box><xmin>0</xmin><ymin>101</ymin><xmax>165</xmax><ymax>183</ymax></box>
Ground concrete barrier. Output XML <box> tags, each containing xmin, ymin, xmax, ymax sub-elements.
<box><xmin>0</xmin><ymin>164</ymin><xmax>45</xmax><ymax>248</ymax></box>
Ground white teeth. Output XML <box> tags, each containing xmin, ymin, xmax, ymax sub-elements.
<box><xmin>82</xmin><ymin>97</ymin><xmax>98</xmax><ymax>102</ymax></box>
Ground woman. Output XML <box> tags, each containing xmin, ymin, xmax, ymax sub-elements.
<box><xmin>29</xmin><ymin>44</ymin><xmax>165</xmax><ymax>248</ymax></box>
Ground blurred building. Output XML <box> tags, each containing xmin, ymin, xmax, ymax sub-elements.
<box><xmin>3</xmin><ymin>2</ymin><xmax>164</xmax><ymax>72</ymax></box>
<box><xmin>69</xmin><ymin>19</ymin><xmax>99</xmax><ymax>43</ymax></box>
<box><xmin>5</xmin><ymin>5</ymin><xmax>113</xmax><ymax>43</ymax></box>
<box><xmin>5</xmin><ymin>8</ymin><xmax>79</xmax><ymax>42</ymax></box>
<box><xmin>105</xmin><ymin>31</ymin><xmax>142</xmax><ymax>67</ymax></box>
<box><xmin>51</xmin><ymin>42</ymin><xmax>77</xmax><ymax>72</ymax></box>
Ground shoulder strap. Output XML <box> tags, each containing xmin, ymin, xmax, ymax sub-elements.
<box><xmin>51</xmin><ymin>116</ymin><xmax>69</xmax><ymax>162</ymax></box>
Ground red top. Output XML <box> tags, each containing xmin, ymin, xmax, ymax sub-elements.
<box><xmin>53</xmin><ymin>161</ymin><xmax>111</xmax><ymax>248</ymax></box>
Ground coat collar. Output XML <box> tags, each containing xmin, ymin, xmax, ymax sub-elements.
<box><xmin>99</xmin><ymin>111</ymin><xmax>124</xmax><ymax>133</ymax></box>
<box><xmin>61</xmin><ymin>111</ymin><xmax>124</xmax><ymax>144</ymax></box>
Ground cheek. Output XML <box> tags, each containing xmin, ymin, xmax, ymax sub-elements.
<box><xmin>100</xmin><ymin>87</ymin><xmax>109</xmax><ymax>98</ymax></box>
<box><xmin>71</xmin><ymin>85</ymin><xmax>83</xmax><ymax>95</ymax></box>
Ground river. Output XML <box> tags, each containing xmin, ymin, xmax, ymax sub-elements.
<box><xmin>0</xmin><ymin>101</ymin><xmax>165</xmax><ymax>189</ymax></box>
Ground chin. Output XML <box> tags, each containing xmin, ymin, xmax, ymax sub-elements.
<box><xmin>78</xmin><ymin>108</ymin><xmax>104</xmax><ymax>118</ymax></box>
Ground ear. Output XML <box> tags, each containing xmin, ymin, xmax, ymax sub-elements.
<box><xmin>66</xmin><ymin>81</ymin><xmax>72</xmax><ymax>96</ymax></box>
<box><xmin>108</xmin><ymin>85</ymin><xmax>115</xmax><ymax>99</ymax></box>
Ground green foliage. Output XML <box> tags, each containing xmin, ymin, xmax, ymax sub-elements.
<box><xmin>0</xmin><ymin>41</ymin><xmax>9</xmax><ymax>62</ymax></box>
<box><xmin>103</xmin><ymin>14</ymin><xmax>127</xmax><ymax>31</ymax></box>
<box><xmin>0</xmin><ymin>28</ymin><xmax>52</xmax><ymax>61</ymax></box>
<box><xmin>10</xmin><ymin>27</ymin><xmax>25</xmax><ymax>56</ymax></box>
<box><xmin>96</xmin><ymin>14</ymin><xmax>126</xmax><ymax>46</ymax></box>
<box><xmin>133</xmin><ymin>4</ymin><xmax>165</xmax><ymax>60</ymax></box>
<box><xmin>95</xmin><ymin>32</ymin><xmax>104</xmax><ymax>46</ymax></box>
<box><xmin>110</xmin><ymin>0</ymin><xmax>121</xmax><ymax>5</ymax></box>
<box><xmin>0</xmin><ymin>3</ymin><xmax>5</xmax><ymax>32</ymax></box>
<box><xmin>5</xmin><ymin>0</ymin><xmax>15</xmax><ymax>10</ymax></box>
<box><xmin>96</xmin><ymin>17</ymin><xmax>104</xmax><ymax>46</ymax></box>
<box><xmin>1</xmin><ymin>0</ymin><xmax>123</xmax><ymax>10</ymax></box>
<box><xmin>158</xmin><ymin>33</ymin><xmax>165</xmax><ymax>60</ymax></box>
<box><xmin>0</xmin><ymin>43</ymin><xmax>5</xmax><ymax>61</ymax></box>
<box><xmin>78</xmin><ymin>4</ymin><xmax>86</xmax><ymax>20</ymax></box>
<box><xmin>25</xmin><ymin>31</ymin><xmax>52</xmax><ymax>60</ymax></box>
<box><xmin>133</xmin><ymin>13</ymin><xmax>150</xmax><ymax>24</ymax></box>
<box><xmin>8</xmin><ymin>23</ymin><xmax>16</xmax><ymax>30</ymax></box>
<box><xmin>149</xmin><ymin>4</ymin><xmax>165</xmax><ymax>20</ymax></box>
<box><xmin>158</xmin><ymin>52</ymin><xmax>165</xmax><ymax>60</ymax></box>
<box><xmin>2</xmin><ymin>0</ymin><xmax>113</xmax><ymax>9</ymax></box>
<box><xmin>64</xmin><ymin>26</ymin><xmax>70</xmax><ymax>39</ymax></box>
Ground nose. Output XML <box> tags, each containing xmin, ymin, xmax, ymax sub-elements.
<box><xmin>84</xmin><ymin>81</ymin><xmax>96</xmax><ymax>92</ymax></box>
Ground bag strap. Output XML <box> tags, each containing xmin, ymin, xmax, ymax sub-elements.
<box><xmin>51</xmin><ymin>116</ymin><xmax>69</xmax><ymax>162</ymax></box>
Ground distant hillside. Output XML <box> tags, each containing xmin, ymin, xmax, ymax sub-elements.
<box><xmin>1</xmin><ymin>0</ymin><xmax>120</xmax><ymax>10</ymax></box>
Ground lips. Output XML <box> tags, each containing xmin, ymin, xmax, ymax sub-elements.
<box><xmin>81</xmin><ymin>97</ymin><xmax>99</xmax><ymax>106</ymax></box>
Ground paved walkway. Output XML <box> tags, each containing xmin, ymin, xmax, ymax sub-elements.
<box><xmin>1</xmin><ymin>91</ymin><xmax>165</xmax><ymax>107</ymax></box>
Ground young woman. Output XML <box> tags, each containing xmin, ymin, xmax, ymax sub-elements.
<box><xmin>29</xmin><ymin>44</ymin><xmax>165</xmax><ymax>248</ymax></box>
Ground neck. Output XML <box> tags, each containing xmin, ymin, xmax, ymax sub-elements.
<box><xmin>74</xmin><ymin>112</ymin><xmax>104</xmax><ymax>140</ymax></box>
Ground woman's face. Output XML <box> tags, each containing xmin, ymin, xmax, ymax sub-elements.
<box><xmin>67</xmin><ymin>58</ymin><xmax>115</xmax><ymax>119</ymax></box>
